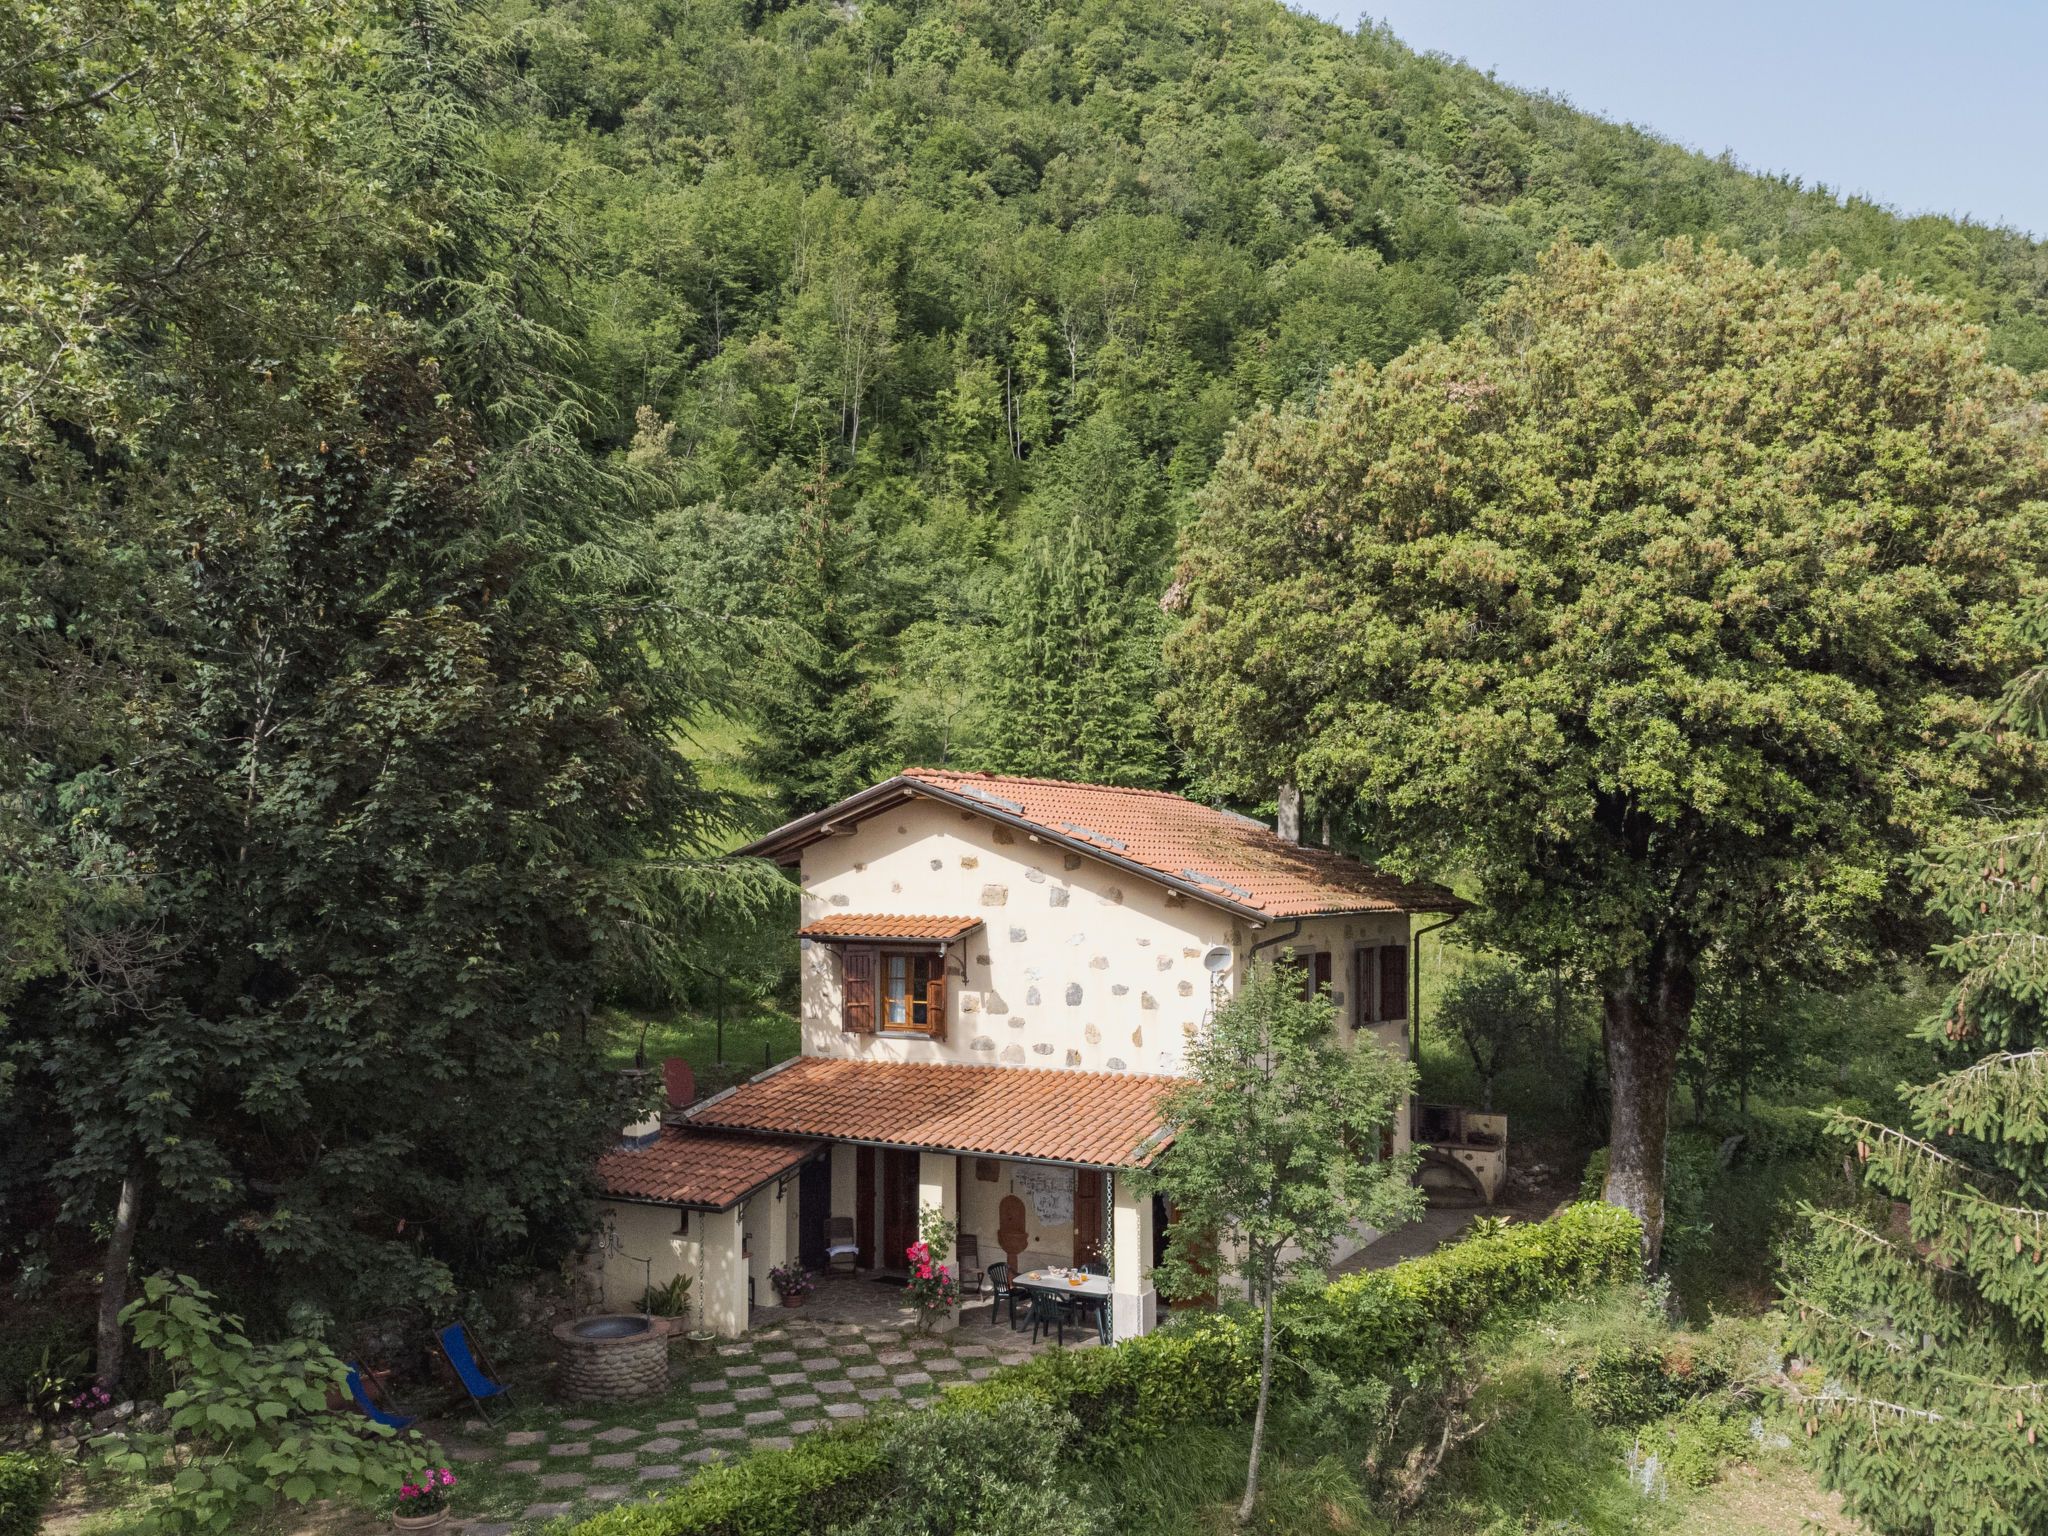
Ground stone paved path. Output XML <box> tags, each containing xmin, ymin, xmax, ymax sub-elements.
<box><xmin>442</xmin><ymin>1314</ymin><xmax>1096</xmax><ymax>1532</ymax></box>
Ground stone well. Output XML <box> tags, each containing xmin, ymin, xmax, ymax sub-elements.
<box><xmin>551</xmin><ymin>1314</ymin><xmax>671</xmax><ymax>1402</ymax></box>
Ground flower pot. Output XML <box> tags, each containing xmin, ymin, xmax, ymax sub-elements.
<box><xmin>780</xmin><ymin>1293</ymin><xmax>806</xmax><ymax>1308</ymax></box>
<box><xmin>394</xmin><ymin>1510</ymin><xmax>448</xmax><ymax>1534</ymax></box>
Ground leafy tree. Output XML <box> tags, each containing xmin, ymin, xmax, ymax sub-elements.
<box><xmin>1165</xmin><ymin>240</ymin><xmax>2048</xmax><ymax>1264</ymax></box>
<box><xmin>93</xmin><ymin>1275</ymin><xmax>429</xmax><ymax>1535</ymax></box>
<box><xmin>979</xmin><ymin>520</ymin><xmax>1168</xmax><ymax>788</ymax></box>
<box><xmin>1676</xmin><ymin>972</ymin><xmax>1820</xmax><ymax>1121</ymax></box>
<box><xmin>1779</xmin><ymin>625</ymin><xmax>2048</xmax><ymax>1536</ymax></box>
<box><xmin>1435</xmin><ymin>957</ymin><xmax>1547</xmax><ymax>1114</ymax></box>
<box><xmin>1134</xmin><ymin>960</ymin><xmax>1421</xmax><ymax>1526</ymax></box>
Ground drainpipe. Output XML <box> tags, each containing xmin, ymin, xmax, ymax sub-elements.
<box><xmin>1247</xmin><ymin>919</ymin><xmax>1304</xmax><ymax>968</ymax></box>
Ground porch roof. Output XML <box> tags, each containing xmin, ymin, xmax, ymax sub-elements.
<box><xmin>796</xmin><ymin>913</ymin><xmax>984</xmax><ymax>943</ymax></box>
<box><xmin>685</xmin><ymin>1055</ymin><xmax>1181</xmax><ymax>1170</ymax></box>
<box><xmin>595</xmin><ymin>1127</ymin><xmax>821</xmax><ymax>1212</ymax></box>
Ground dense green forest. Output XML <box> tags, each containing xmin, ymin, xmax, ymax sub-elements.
<box><xmin>6</xmin><ymin>0</ymin><xmax>2048</xmax><ymax>1384</ymax></box>
<box><xmin>474</xmin><ymin>0</ymin><xmax>2048</xmax><ymax>806</ymax></box>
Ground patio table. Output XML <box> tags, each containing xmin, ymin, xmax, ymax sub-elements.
<box><xmin>1012</xmin><ymin>1269</ymin><xmax>1112</xmax><ymax>1343</ymax></box>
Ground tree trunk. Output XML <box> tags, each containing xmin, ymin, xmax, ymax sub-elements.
<box><xmin>1237</xmin><ymin>1275</ymin><xmax>1277</xmax><ymax>1527</ymax></box>
<box><xmin>96</xmin><ymin>1167</ymin><xmax>143</xmax><ymax>1393</ymax></box>
<box><xmin>1601</xmin><ymin>943</ymin><xmax>1695</xmax><ymax>1271</ymax></box>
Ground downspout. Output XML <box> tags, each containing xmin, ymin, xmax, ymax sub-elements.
<box><xmin>1247</xmin><ymin>919</ymin><xmax>1304</xmax><ymax>967</ymax></box>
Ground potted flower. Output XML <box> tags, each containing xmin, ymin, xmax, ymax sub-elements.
<box><xmin>902</xmin><ymin>1209</ymin><xmax>962</xmax><ymax>1335</ymax></box>
<box><xmin>394</xmin><ymin>1468</ymin><xmax>457</xmax><ymax>1532</ymax></box>
<box><xmin>768</xmin><ymin>1262</ymin><xmax>814</xmax><ymax>1308</ymax></box>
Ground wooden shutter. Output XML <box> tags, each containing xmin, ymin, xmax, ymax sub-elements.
<box><xmin>1313</xmin><ymin>951</ymin><xmax>1332</xmax><ymax>997</ymax></box>
<box><xmin>1379</xmin><ymin>944</ymin><xmax>1409</xmax><ymax>1022</ymax></box>
<box><xmin>1353</xmin><ymin>946</ymin><xmax>1376</xmax><ymax>1027</ymax></box>
<box><xmin>1072</xmin><ymin>1171</ymin><xmax>1104</xmax><ymax>1267</ymax></box>
<box><xmin>925</xmin><ymin>967</ymin><xmax>947</xmax><ymax>1040</ymax></box>
<box><xmin>856</xmin><ymin>1146</ymin><xmax>876</xmax><ymax>1267</ymax></box>
<box><xmin>842</xmin><ymin>945</ymin><xmax>877</xmax><ymax>1033</ymax></box>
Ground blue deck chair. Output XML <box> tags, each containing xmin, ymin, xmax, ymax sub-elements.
<box><xmin>345</xmin><ymin>1362</ymin><xmax>414</xmax><ymax>1429</ymax></box>
<box><xmin>437</xmin><ymin>1322</ymin><xmax>512</xmax><ymax>1423</ymax></box>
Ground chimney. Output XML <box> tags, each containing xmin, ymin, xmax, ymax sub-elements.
<box><xmin>1276</xmin><ymin>781</ymin><xmax>1301</xmax><ymax>843</ymax></box>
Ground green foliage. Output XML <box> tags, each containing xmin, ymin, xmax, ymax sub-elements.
<box><xmin>1779</xmin><ymin>616</ymin><xmax>2048</xmax><ymax>1535</ymax></box>
<box><xmin>1656</xmin><ymin>1397</ymin><xmax>1754</xmax><ymax>1490</ymax></box>
<box><xmin>1138</xmin><ymin>960</ymin><xmax>1423</xmax><ymax>1309</ymax></box>
<box><xmin>1422</xmin><ymin>1368</ymin><xmax>1652</xmax><ymax>1536</ymax></box>
<box><xmin>567</xmin><ymin>1205</ymin><xmax>1642</xmax><ymax>1536</ymax></box>
<box><xmin>0</xmin><ymin>1453</ymin><xmax>58</xmax><ymax>1536</ymax></box>
<box><xmin>1568</xmin><ymin>1342</ymin><xmax>1728</xmax><ymax>1427</ymax></box>
<box><xmin>826</xmin><ymin>1399</ymin><xmax>1108</xmax><ymax>1536</ymax></box>
<box><xmin>92</xmin><ymin>1276</ymin><xmax>428</xmax><ymax>1535</ymax></box>
<box><xmin>1579</xmin><ymin>1131</ymin><xmax>1722</xmax><ymax>1270</ymax></box>
<box><xmin>977</xmin><ymin>519</ymin><xmax>1168</xmax><ymax>787</ymax></box>
<box><xmin>1168</xmin><ymin>236</ymin><xmax>2048</xmax><ymax>1260</ymax></box>
<box><xmin>1431</xmin><ymin>955</ymin><xmax>1547</xmax><ymax>1114</ymax></box>
<box><xmin>642</xmin><ymin>1275</ymin><xmax>694</xmax><ymax>1318</ymax></box>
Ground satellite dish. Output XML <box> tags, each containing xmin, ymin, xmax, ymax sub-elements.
<box><xmin>1202</xmin><ymin>945</ymin><xmax>1233</xmax><ymax>974</ymax></box>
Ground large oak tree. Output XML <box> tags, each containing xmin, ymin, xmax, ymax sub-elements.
<box><xmin>1165</xmin><ymin>240</ymin><xmax>2048</xmax><ymax>1263</ymax></box>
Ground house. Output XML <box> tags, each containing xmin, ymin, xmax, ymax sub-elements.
<box><xmin>588</xmin><ymin>769</ymin><xmax>1465</xmax><ymax>1338</ymax></box>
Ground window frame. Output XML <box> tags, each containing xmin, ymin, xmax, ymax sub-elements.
<box><xmin>876</xmin><ymin>947</ymin><xmax>948</xmax><ymax>1039</ymax></box>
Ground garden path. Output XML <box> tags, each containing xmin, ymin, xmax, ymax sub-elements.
<box><xmin>432</xmin><ymin>1308</ymin><xmax>1100</xmax><ymax>1535</ymax></box>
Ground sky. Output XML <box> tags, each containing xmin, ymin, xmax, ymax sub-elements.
<box><xmin>1304</xmin><ymin>2</ymin><xmax>2047</xmax><ymax>238</ymax></box>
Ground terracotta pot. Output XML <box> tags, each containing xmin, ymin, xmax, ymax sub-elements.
<box><xmin>393</xmin><ymin>1509</ymin><xmax>448</xmax><ymax>1534</ymax></box>
<box><xmin>780</xmin><ymin>1293</ymin><xmax>806</xmax><ymax>1308</ymax></box>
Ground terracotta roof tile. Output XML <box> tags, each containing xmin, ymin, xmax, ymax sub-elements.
<box><xmin>797</xmin><ymin>914</ymin><xmax>984</xmax><ymax>941</ymax></box>
<box><xmin>687</xmin><ymin>1057</ymin><xmax>1178</xmax><ymax>1168</ymax></box>
<box><xmin>595</xmin><ymin>1128</ymin><xmax>819</xmax><ymax>1210</ymax></box>
<box><xmin>900</xmin><ymin>769</ymin><xmax>1462</xmax><ymax>919</ymax></box>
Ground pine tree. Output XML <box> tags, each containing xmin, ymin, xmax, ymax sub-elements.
<box><xmin>741</xmin><ymin>458</ymin><xmax>894</xmax><ymax>816</ymax></box>
<box><xmin>1781</xmin><ymin>620</ymin><xmax>2048</xmax><ymax>1536</ymax></box>
<box><xmin>980</xmin><ymin>518</ymin><xmax>1167</xmax><ymax>788</ymax></box>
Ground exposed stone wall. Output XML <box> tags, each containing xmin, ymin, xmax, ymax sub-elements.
<box><xmin>798</xmin><ymin>798</ymin><xmax>1413</xmax><ymax>1083</ymax></box>
<box><xmin>551</xmin><ymin>1317</ymin><xmax>672</xmax><ymax>1402</ymax></box>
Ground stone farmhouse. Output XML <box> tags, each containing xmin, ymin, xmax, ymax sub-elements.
<box><xmin>587</xmin><ymin>769</ymin><xmax>1464</xmax><ymax>1338</ymax></box>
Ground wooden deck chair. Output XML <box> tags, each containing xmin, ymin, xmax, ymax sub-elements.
<box><xmin>436</xmin><ymin>1322</ymin><xmax>513</xmax><ymax>1424</ymax></box>
<box><xmin>344</xmin><ymin>1361</ymin><xmax>414</xmax><ymax>1429</ymax></box>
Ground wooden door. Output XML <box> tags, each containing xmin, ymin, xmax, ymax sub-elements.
<box><xmin>1165</xmin><ymin>1199</ymin><xmax>1217</xmax><ymax>1308</ymax></box>
<box><xmin>996</xmin><ymin>1195</ymin><xmax>1029</xmax><ymax>1272</ymax></box>
<box><xmin>856</xmin><ymin>1147</ymin><xmax>876</xmax><ymax>1269</ymax></box>
<box><xmin>881</xmin><ymin>1149</ymin><xmax>919</xmax><ymax>1271</ymax></box>
<box><xmin>1072</xmin><ymin>1170</ymin><xmax>1105</xmax><ymax>1268</ymax></box>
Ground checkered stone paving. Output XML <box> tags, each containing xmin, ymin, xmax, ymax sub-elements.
<box><xmin>443</xmin><ymin>1313</ymin><xmax>1101</xmax><ymax>1533</ymax></box>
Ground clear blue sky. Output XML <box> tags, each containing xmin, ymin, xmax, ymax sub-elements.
<box><xmin>1304</xmin><ymin>2</ymin><xmax>2046</xmax><ymax>238</ymax></box>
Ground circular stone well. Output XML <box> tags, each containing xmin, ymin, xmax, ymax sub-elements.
<box><xmin>552</xmin><ymin>1314</ymin><xmax>672</xmax><ymax>1402</ymax></box>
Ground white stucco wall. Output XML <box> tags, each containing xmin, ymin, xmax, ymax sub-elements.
<box><xmin>796</xmin><ymin>797</ymin><xmax>1415</xmax><ymax>1085</ymax></box>
<box><xmin>589</xmin><ymin>1200</ymin><xmax>700</xmax><ymax>1315</ymax></box>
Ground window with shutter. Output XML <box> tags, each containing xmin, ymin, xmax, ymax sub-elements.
<box><xmin>1379</xmin><ymin>943</ymin><xmax>1409</xmax><ymax>1022</ymax></box>
<box><xmin>878</xmin><ymin>949</ymin><xmax>946</xmax><ymax>1037</ymax></box>
<box><xmin>842</xmin><ymin>946</ymin><xmax>877</xmax><ymax>1033</ymax></box>
<box><xmin>1353</xmin><ymin>946</ymin><xmax>1377</xmax><ymax>1026</ymax></box>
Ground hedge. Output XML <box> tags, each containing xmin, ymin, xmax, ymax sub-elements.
<box><xmin>572</xmin><ymin>1202</ymin><xmax>1642</xmax><ymax>1536</ymax></box>
<box><xmin>0</xmin><ymin>1453</ymin><xmax>58</xmax><ymax>1536</ymax></box>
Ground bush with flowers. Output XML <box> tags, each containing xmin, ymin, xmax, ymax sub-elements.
<box><xmin>903</xmin><ymin>1208</ymin><xmax>961</xmax><ymax>1333</ymax></box>
<box><xmin>396</xmin><ymin>1468</ymin><xmax>457</xmax><ymax>1519</ymax></box>
<box><xmin>768</xmin><ymin>1263</ymin><xmax>814</xmax><ymax>1301</ymax></box>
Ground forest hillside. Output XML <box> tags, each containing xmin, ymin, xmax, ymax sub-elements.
<box><xmin>481</xmin><ymin>0</ymin><xmax>2048</xmax><ymax>804</ymax></box>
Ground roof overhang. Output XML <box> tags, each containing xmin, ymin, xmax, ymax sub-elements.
<box><xmin>594</xmin><ymin>1128</ymin><xmax>825</xmax><ymax>1213</ymax></box>
<box><xmin>739</xmin><ymin>776</ymin><xmax>1279</xmax><ymax>924</ymax></box>
<box><xmin>682</xmin><ymin>1054</ymin><xmax>1182</xmax><ymax>1171</ymax></box>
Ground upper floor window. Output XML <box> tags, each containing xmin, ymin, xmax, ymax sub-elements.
<box><xmin>840</xmin><ymin>943</ymin><xmax>948</xmax><ymax>1039</ymax></box>
<box><xmin>884</xmin><ymin>951</ymin><xmax>938</xmax><ymax>1031</ymax></box>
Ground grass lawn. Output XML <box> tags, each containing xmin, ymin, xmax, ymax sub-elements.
<box><xmin>602</xmin><ymin>1002</ymin><xmax>801</xmax><ymax>1099</ymax></box>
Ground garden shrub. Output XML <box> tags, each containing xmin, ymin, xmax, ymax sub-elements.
<box><xmin>0</xmin><ymin>1454</ymin><xmax>57</xmax><ymax>1536</ymax></box>
<box><xmin>570</xmin><ymin>1204</ymin><xmax>1642</xmax><ymax>1536</ymax></box>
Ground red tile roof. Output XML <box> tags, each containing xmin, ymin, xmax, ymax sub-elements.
<box><xmin>686</xmin><ymin>1056</ymin><xmax>1179</xmax><ymax>1169</ymax></box>
<box><xmin>741</xmin><ymin>771</ymin><xmax>1466</xmax><ymax>920</ymax></box>
<box><xmin>797</xmin><ymin>914</ymin><xmax>984</xmax><ymax>941</ymax></box>
<box><xmin>595</xmin><ymin>1128</ymin><xmax>820</xmax><ymax>1210</ymax></box>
